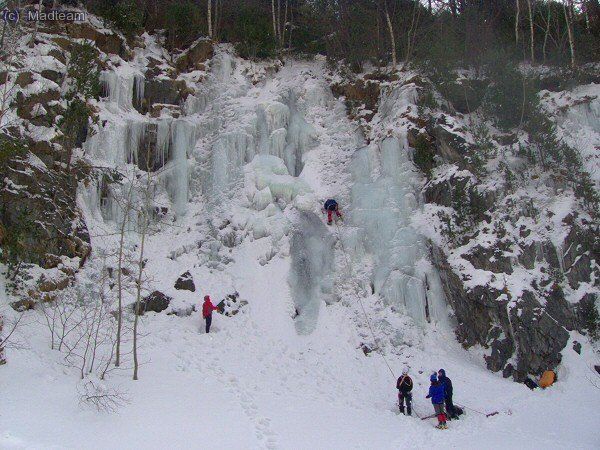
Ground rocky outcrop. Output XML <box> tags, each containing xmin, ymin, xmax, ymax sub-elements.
<box><xmin>331</xmin><ymin>79</ymin><xmax>381</xmax><ymax>121</ymax></box>
<box><xmin>0</xmin><ymin>156</ymin><xmax>91</xmax><ymax>268</ymax></box>
<box><xmin>432</xmin><ymin>244</ymin><xmax>596</xmax><ymax>381</ymax></box>
<box><xmin>174</xmin><ymin>271</ymin><xmax>196</xmax><ymax>292</ymax></box>
<box><xmin>65</xmin><ymin>23</ymin><xmax>128</xmax><ymax>58</ymax></box>
<box><xmin>175</xmin><ymin>39</ymin><xmax>214</xmax><ymax>73</ymax></box>
<box><xmin>215</xmin><ymin>292</ymin><xmax>248</xmax><ymax>317</ymax></box>
<box><xmin>135</xmin><ymin>78</ymin><xmax>191</xmax><ymax>115</ymax></box>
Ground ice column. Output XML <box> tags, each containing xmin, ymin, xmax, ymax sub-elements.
<box><xmin>349</xmin><ymin>137</ymin><xmax>447</xmax><ymax>326</ymax></box>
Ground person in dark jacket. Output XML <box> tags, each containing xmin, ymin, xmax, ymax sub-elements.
<box><xmin>438</xmin><ymin>368</ymin><xmax>456</xmax><ymax>419</ymax></box>
<box><xmin>202</xmin><ymin>295</ymin><xmax>219</xmax><ymax>333</ymax></box>
<box><xmin>396</xmin><ymin>367</ymin><xmax>413</xmax><ymax>416</ymax></box>
<box><xmin>426</xmin><ymin>373</ymin><xmax>447</xmax><ymax>429</ymax></box>
<box><xmin>323</xmin><ymin>199</ymin><xmax>343</xmax><ymax>225</ymax></box>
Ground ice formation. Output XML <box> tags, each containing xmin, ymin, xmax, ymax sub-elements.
<box><xmin>348</xmin><ymin>136</ymin><xmax>447</xmax><ymax>327</ymax></box>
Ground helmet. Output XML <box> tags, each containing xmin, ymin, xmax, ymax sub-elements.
<box><xmin>402</xmin><ymin>367</ymin><xmax>409</xmax><ymax>375</ymax></box>
<box><xmin>430</xmin><ymin>373</ymin><xmax>438</xmax><ymax>382</ymax></box>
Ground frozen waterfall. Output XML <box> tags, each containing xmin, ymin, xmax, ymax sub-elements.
<box><xmin>289</xmin><ymin>211</ymin><xmax>334</xmax><ymax>335</ymax></box>
<box><xmin>348</xmin><ymin>136</ymin><xmax>447</xmax><ymax>327</ymax></box>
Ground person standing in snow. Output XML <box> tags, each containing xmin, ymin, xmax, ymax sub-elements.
<box><xmin>323</xmin><ymin>199</ymin><xmax>343</xmax><ymax>225</ymax></box>
<box><xmin>438</xmin><ymin>369</ymin><xmax>456</xmax><ymax>419</ymax></box>
<box><xmin>396</xmin><ymin>367</ymin><xmax>413</xmax><ymax>416</ymax></box>
<box><xmin>426</xmin><ymin>373</ymin><xmax>447</xmax><ymax>429</ymax></box>
<box><xmin>202</xmin><ymin>295</ymin><xmax>219</xmax><ymax>333</ymax></box>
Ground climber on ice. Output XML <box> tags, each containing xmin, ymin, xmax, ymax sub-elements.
<box><xmin>396</xmin><ymin>367</ymin><xmax>413</xmax><ymax>416</ymax></box>
<box><xmin>426</xmin><ymin>372</ymin><xmax>448</xmax><ymax>429</ymax></box>
<box><xmin>202</xmin><ymin>295</ymin><xmax>219</xmax><ymax>334</ymax></box>
<box><xmin>323</xmin><ymin>199</ymin><xmax>343</xmax><ymax>225</ymax></box>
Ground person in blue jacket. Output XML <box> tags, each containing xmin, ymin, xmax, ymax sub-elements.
<box><xmin>426</xmin><ymin>372</ymin><xmax>447</xmax><ymax>429</ymax></box>
<box><xmin>438</xmin><ymin>368</ymin><xmax>456</xmax><ymax>419</ymax></box>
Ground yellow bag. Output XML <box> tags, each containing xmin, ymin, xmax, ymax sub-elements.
<box><xmin>539</xmin><ymin>370</ymin><xmax>556</xmax><ymax>388</ymax></box>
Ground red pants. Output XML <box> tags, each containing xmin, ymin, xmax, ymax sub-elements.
<box><xmin>327</xmin><ymin>209</ymin><xmax>342</xmax><ymax>223</ymax></box>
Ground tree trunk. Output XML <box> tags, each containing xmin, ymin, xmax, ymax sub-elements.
<box><xmin>384</xmin><ymin>1</ymin><xmax>397</xmax><ymax>68</ymax></box>
<box><xmin>526</xmin><ymin>0</ymin><xmax>535</xmax><ymax>62</ymax></box>
<box><xmin>207</xmin><ymin>0</ymin><xmax>212</xmax><ymax>38</ymax></box>
<box><xmin>516</xmin><ymin>0</ymin><xmax>521</xmax><ymax>46</ymax></box>
<box><xmin>563</xmin><ymin>0</ymin><xmax>576</xmax><ymax>68</ymax></box>
<box><xmin>272</xmin><ymin>0</ymin><xmax>278</xmax><ymax>41</ymax></box>
<box><xmin>30</xmin><ymin>0</ymin><xmax>43</xmax><ymax>48</ymax></box>
<box><xmin>543</xmin><ymin>5</ymin><xmax>551</xmax><ymax>63</ymax></box>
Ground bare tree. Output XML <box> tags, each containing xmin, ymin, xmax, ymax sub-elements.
<box><xmin>114</xmin><ymin>178</ymin><xmax>136</xmax><ymax>368</ymax></box>
<box><xmin>0</xmin><ymin>311</ymin><xmax>26</xmax><ymax>365</ymax></box>
<box><xmin>78</xmin><ymin>379</ymin><xmax>130</xmax><ymax>412</ymax></box>
<box><xmin>563</xmin><ymin>0</ymin><xmax>577</xmax><ymax>68</ymax></box>
<box><xmin>516</xmin><ymin>0</ymin><xmax>521</xmax><ymax>45</ymax></box>
<box><xmin>382</xmin><ymin>0</ymin><xmax>397</xmax><ymax>67</ymax></box>
<box><xmin>526</xmin><ymin>0</ymin><xmax>536</xmax><ymax>62</ymax></box>
<box><xmin>132</xmin><ymin>145</ymin><xmax>158</xmax><ymax>381</ymax></box>
<box><xmin>207</xmin><ymin>0</ymin><xmax>213</xmax><ymax>39</ymax></box>
<box><xmin>404</xmin><ymin>0</ymin><xmax>422</xmax><ymax>68</ymax></box>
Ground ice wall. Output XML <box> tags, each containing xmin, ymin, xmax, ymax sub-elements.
<box><xmin>348</xmin><ymin>136</ymin><xmax>447</xmax><ymax>327</ymax></box>
<box><xmin>289</xmin><ymin>211</ymin><xmax>334</xmax><ymax>334</ymax></box>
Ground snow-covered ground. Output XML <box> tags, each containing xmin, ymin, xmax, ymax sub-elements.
<box><xmin>1</xmin><ymin>43</ymin><xmax>599</xmax><ymax>449</ymax></box>
<box><xmin>2</xmin><ymin>266</ymin><xmax>599</xmax><ymax>449</ymax></box>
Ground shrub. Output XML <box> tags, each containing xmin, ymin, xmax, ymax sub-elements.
<box><xmin>0</xmin><ymin>138</ymin><xmax>26</xmax><ymax>163</ymax></box>
<box><xmin>67</xmin><ymin>41</ymin><xmax>101</xmax><ymax>100</ymax></box>
<box><xmin>413</xmin><ymin>134</ymin><xmax>435</xmax><ymax>177</ymax></box>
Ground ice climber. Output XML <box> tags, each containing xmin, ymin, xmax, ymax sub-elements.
<box><xmin>323</xmin><ymin>199</ymin><xmax>343</xmax><ymax>225</ymax></box>
<box><xmin>426</xmin><ymin>373</ymin><xmax>447</xmax><ymax>429</ymax></box>
<box><xmin>396</xmin><ymin>367</ymin><xmax>413</xmax><ymax>416</ymax></box>
<box><xmin>438</xmin><ymin>369</ymin><xmax>456</xmax><ymax>419</ymax></box>
<box><xmin>202</xmin><ymin>295</ymin><xmax>219</xmax><ymax>333</ymax></box>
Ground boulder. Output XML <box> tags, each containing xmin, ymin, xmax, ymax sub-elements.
<box><xmin>174</xmin><ymin>271</ymin><xmax>196</xmax><ymax>292</ymax></box>
<box><xmin>134</xmin><ymin>291</ymin><xmax>172</xmax><ymax>315</ymax></box>
<box><xmin>215</xmin><ymin>292</ymin><xmax>248</xmax><ymax>317</ymax></box>
<box><xmin>40</xmin><ymin>69</ymin><xmax>63</xmax><ymax>84</ymax></box>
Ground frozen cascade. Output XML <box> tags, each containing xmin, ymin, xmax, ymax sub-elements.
<box><xmin>349</xmin><ymin>136</ymin><xmax>447</xmax><ymax>327</ymax></box>
<box><xmin>100</xmin><ymin>70</ymin><xmax>145</xmax><ymax>111</ymax></box>
<box><xmin>166</xmin><ymin>119</ymin><xmax>197</xmax><ymax>218</ymax></box>
<box><xmin>289</xmin><ymin>211</ymin><xmax>334</xmax><ymax>334</ymax></box>
<box><xmin>84</xmin><ymin>119</ymin><xmax>147</xmax><ymax>166</ymax></box>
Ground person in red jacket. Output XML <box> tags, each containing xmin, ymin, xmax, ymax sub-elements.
<box><xmin>202</xmin><ymin>295</ymin><xmax>219</xmax><ymax>333</ymax></box>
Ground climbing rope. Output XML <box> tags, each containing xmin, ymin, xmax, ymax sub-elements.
<box><xmin>334</xmin><ymin>220</ymin><xmax>396</xmax><ymax>380</ymax></box>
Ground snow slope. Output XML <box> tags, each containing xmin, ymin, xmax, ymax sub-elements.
<box><xmin>2</xmin><ymin>45</ymin><xmax>599</xmax><ymax>449</ymax></box>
